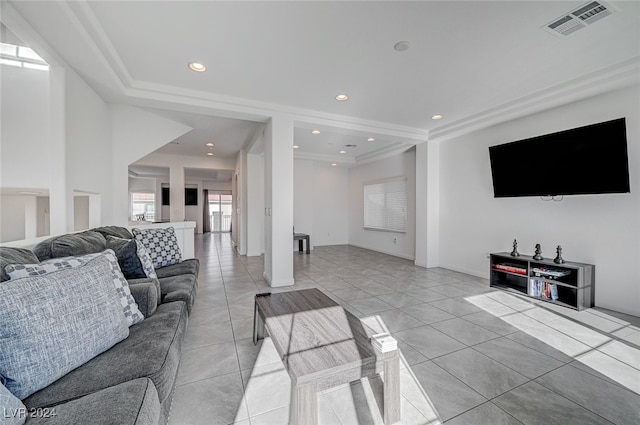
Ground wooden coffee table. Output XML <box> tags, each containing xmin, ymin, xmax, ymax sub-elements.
<box><xmin>253</xmin><ymin>288</ymin><xmax>400</xmax><ymax>425</ymax></box>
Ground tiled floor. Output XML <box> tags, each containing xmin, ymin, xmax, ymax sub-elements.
<box><xmin>168</xmin><ymin>233</ymin><xmax>640</xmax><ymax>425</ymax></box>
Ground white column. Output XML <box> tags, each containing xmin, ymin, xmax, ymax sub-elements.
<box><xmin>263</xmin><ymin>115</ymin><xmax>294</xmax><ymax>287</ymax></box>
<box><xmin>415</xmin><ymin>141</ymin><xmax>440</xmax><ymax>268</ymax></box>
<box><xmin>169</xmin><ymin>165</ymin><xmax>185</xmax><ymax>222</ymax></box>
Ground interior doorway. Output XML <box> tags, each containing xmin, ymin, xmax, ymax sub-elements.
<box><xmin>208</xmin><ymin>193</ymin><xmax>232</xmax><ymax>232</ymax></box>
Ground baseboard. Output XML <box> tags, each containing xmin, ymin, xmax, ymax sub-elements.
<box><xmin>439</xmin><ymin>263</ymin><xmax>489</xmax><ymax>280</ymax></box>
<box><xmin>262</xmin><ymin>272</ymin><xmax>294</xmax><ymax>287</ymax></box>
<box><xmin>348</xmin><ymin>242</ymin><xmax>415</xmax><ymax>261</ymax></box>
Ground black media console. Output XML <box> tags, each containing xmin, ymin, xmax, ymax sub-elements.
<box><xmin>489</xmin><ymin>252</ymin><xmax>595</xmax><ymax>311</ymax></box>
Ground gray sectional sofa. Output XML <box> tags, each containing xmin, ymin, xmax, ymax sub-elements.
<box><xmin>0</xmin><ymin>226</ymin><xmax>198</xmax><ymax>425</ymax></box>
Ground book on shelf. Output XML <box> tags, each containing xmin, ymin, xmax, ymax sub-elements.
<box><xmin>531</xmin><ymin>267</ymin><xmax>570</xmax><ymax>279</ymax></box>
<box><xmin>494</xmin><ymin>263</ymin><xmax>528</xmax><ymax>275</ymax></box>
<box><xmin>529</xmin><ymin>279</ymin><xmax>555</xmax><ymax>300</ymax></box>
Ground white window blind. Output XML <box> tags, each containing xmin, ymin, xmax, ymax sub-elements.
<box><xmin>364</xmin><ymin>178</ymin><xmax>407</xmax><ymax>232</ymax></box>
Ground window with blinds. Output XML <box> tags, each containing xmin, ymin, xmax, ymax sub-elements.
<box><xmin>363</xmin><ymin>178</ymin><xmax>407</xmax><ymax>232</ymax></box>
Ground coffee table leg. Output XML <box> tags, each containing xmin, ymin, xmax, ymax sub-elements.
<box><xmin>290</xmin><ymin>382</ymin><xmax>317</xmax><ymax>425</ymax></box>
<box><xmin>253</xmin><ymin>300</ymin><xmax>264</xmax><ymax>345</ymax></box>
<box><xmin>383</xmin><ymin>353</ymin><xmax>401</xmax><ymax>425</ymax></box>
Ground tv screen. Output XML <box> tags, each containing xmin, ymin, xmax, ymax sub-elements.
<box><xmin>489</xmin><ymin>118</ymin><xmax>630</xmax><ymax>198</ymax></box>
<box><xmin>185</xmin><ymin>188</ymin><xmax>198</xmax><ymax>206</ymax></box>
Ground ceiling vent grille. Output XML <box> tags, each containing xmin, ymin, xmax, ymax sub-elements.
<box><xmin>544</xmin><ymin>1</ymin><xmax>615</xmax><ymax>37</ymax></box>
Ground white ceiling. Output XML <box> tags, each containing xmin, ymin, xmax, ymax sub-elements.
<box><xmin>5</xmin><ymin>1</ymin><xmax>640</xmax><ymax>168</ymax></box>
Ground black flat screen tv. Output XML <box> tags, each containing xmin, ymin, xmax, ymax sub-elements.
<box><xmin>185</xmin><ymin>188</ymin><xmax>198</xmax><ymax>206</ymax></box>
<box><xmin>161</xmin><ymin>187</ymin><xmax>170</xmax><ymax>206</ymax></box>
<box><xmin>161</xmin><ymin>187</ymin><xmax>199</xmax><ymax>205</ymax></box>
<box><xmin>489</xmin><ymin>118</ymin><xmax>630</xmax><ymax>198</ymax></box>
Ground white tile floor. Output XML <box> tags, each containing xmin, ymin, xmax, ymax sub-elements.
<box><xmin>168</xmin><ymin>233</ymin><xmax>640</xmax><ymax>425</ymax></box>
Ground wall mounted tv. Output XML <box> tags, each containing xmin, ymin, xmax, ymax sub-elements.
<box><xmin>161</xmin><ymin>188</ymin><xmax>199</xmax><ymax>205</ymax></box>
<box><xmin>489</xmin><ymin>118</ymin><xmax>630</xmax><ymax>198</ymax></box>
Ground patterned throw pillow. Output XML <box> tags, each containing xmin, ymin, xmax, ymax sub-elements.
<box><xmin>4</xmin><ymin>250</ymin><xmax>144</xmax><ymax>327</ymax></box>
<box><xmin>0</xmin><ymin>254</ymin><xmax>130</xmax><ymax>399</ymax></box>
<box><xmin>135</xmin><ymin>240</ymin><xmax>157</xmax><ymax>279</ymax></box>
<box><xmin>0</xmin><ymin>381</ymin><xmax>26</xmax><ymax>425</ymax></box>
<box><xmin>132</xmin><ymin>227</ymin><xmax>182</xmax><ymax>269</ymax></box>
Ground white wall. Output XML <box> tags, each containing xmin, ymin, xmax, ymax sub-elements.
<box><xmin>246</xmin><ymin>153</ymin><xmax>265</xmax><ymax>256</ymax></box>
<box><xmin>0</xmin><ymin>66</ymin><xmax>51</xmax><ymax>189</ymax></box>
<box><xmin>294</xmin><ymin>160</ymin><xmax>314</xmax><ymax>243</ymax></box>
<box><xmin>129</xmin><ymin>176</ymin><xmax>157</xmax><ymax>193</ymax></box>
<box><xmin>348</xmin><ymin>148</ymin><xmax>417</xmax><ymax>259</ymax></box>
<box><xmin>0</xmin><ymin>196</ymin><xmax>27</xmax><ymax>242</ymax></box>
<box><xmin>439</xmin><ymin>86</ymin><xmax>640</xmax><ymax>316</ymax></box>
<box><xmin>293</xmin><ymin>160</ymin><xmax>349</xmax><ymax>249</ymax></box>
<box><xmin>65</xmin><ymin>70</ymin><xmax>112</xmax><ymax>225</ymax></box>
<box><xmin>111</xmin><ymin>106</ymin><xmax>193</xmax><ymax>225</ymax></box>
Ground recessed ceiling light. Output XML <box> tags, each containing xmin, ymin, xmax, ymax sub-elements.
<box><xmin>394</xmin><ymin>41</ymin><xmax>410</xmax><ymax>52</ymax></box>
<box><xmin>335</xmin><ymin>94</ymin><xmax>349</xmax><ymax>101</ymax></box>
<box><xmin>207</xmin><ymin>152</ymin><xmax>214</xmax><ymax>156</ymax></box>
<box><xmin>189</xmin><ymin>62</ymin><xmax>206</xmax><ymax>72</ymax></box>
<box><xmin>311</xmin><ymin>130</ymin><xmax>321</xmax><ymax>135</ymax></box>
<box><xmin>331</xmin><ymin>163</ymin><xmax>337</xmax><ymax>166</ymax></box>
<box><xmin>367</xmin><ymin>138</ymin><xmax>375</xmax><ymax>142</ymax></box>
<box><xmin>293</xmin><ymin>145</ymin><xmax>300</xmax><ymax>149</ymax></box>
<box><xmin>432</xmin><ymin>114</ymin><xmax>443</xmax><ymax>120</ymax></box>
<box><xmin>206</xmin><ymin>142</ymin><xmax>214</xmax><ymax>147</ymax></box>
<box><xmin>339</xmin><ymin>150</ymin><xmax>346</xmax><ymax>154</ymax></box>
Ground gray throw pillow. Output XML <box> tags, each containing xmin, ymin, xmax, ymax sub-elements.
<box><xmin>0</xmin><ymin>254</ymin><xmax>130</xmax><ymax>399</ymax></box>
<box><xmin>91</xmin><ymin>225</ymin><xmax>133</xmax><ymax>240</ymax></box>
<box><xmin>4</xmin><ymin>249</ymin><xmax>144</xmax><ymax>327</ymax></box>
<box><xmin>132</xmin><ymin>227</ymin><xmax>182</xmax><ymax>269</ymax></box>
<box><xmin>0</xmin><ymin>247</ymin><xmax>39</xmax><ymax>282</ymax></box>
<box><xmin>106</xmin><ymin>235</ymin><xmax>146</xmax><ymax>279</ymax></box>
<box><xmin>50</xmin><ymin>231</ymin><xmax>107</xmax><ymax>259</ymax></box>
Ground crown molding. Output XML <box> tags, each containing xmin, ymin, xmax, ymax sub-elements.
<box><xmin>355</xmin><ymin>143</ymin><xmax>415</xmax><ymax>166</ymax></box>
<box><xmin>294</xmin><ymin>151</ymin><xmax>356</xmax><ymax>165</ymax></box>
<box><xmin>429</xmin><ymin>56</ymin><xmax>640</xmax><ymax>143</ymax></box>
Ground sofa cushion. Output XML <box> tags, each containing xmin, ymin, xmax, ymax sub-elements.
<box><xmin>4</xmin><ymin>250</ymin><xmax>144</xmax><ymax>327</ymax></box>
<box><xmin>155</xmin><ymin>258</ymin><xmax>199</xmax><ymax>279</ymax></box>
<box><xmin>0</xmin><ymin>381</ymin><xmax>26</xmax><ymax>425</ymax></box>
<box><xmin>33</xmin><ymin>231</ymin><xmax>106</xmax><ymax>261</ymax></box>
<box><xmin>0</xmin><ymin>247</ymin><xmax>39</xmax><ymax>282</ymax></box>
<box><xmin>91</xmin><ymin>225</ymin><xmax>134</xmax><ymax>240</ymax></box>
<box><xmin>23</xmin><ymin>302</ymin><xmax>187</xmax><ymax>410</ymax></box>
<box><xmin>25</xmin><ymin>378</ymin><xmax>160</xmax><ymax>425</ymax></box>
<box><xmin>51</xmin><ymin>231</ymin><xmax>106</xmax><ymax>259</ymax></box>
<box><xmin>159</xmin><ymin>274</ymin><xmax>197</xmax><ymax>313</ymax></box>
<box><xmin>0</xmin><ymin>255</ymin><xmax>130</xmax><ymax>399</ymax></box>
<box><xmin>132</xmin><ymin>227</ymin><xmax>182</xmax><ymax>269</ymax></box>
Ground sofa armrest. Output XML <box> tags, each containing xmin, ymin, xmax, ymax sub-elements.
<box><xmin>128</xmin><ymin>281</ymin><xmax>158</xmax><ymax>317</ymax></box>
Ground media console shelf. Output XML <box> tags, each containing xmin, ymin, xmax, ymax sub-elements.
<box><xmin>489</xmin><ymin>252</ymin><xmax>595</xmax><ymax>311</ymax></box>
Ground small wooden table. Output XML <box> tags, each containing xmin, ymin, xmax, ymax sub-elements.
<box><xmin>293</xmin><ymin>233</ymin><xmax>310</xmax><ymax>254</ymax></box>
<box><xmin>253</xmin><ymin>289</ymin><xmax>400</xmax><ymax>425</ymax></box>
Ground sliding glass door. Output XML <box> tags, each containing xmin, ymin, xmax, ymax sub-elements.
<box><xmin>208</xmin><ymin>194</ymin><xmax>232</xmax><ymax>232</ymax></box>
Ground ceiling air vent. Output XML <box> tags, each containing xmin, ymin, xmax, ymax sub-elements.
<box><xmin>544</xmin><ymin>1</ymin><xmax>615</xmax><ymax>37</ymax></box>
